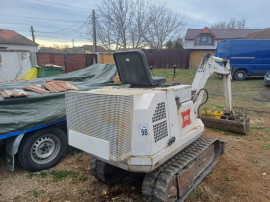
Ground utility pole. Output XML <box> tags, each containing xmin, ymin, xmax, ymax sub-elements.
<box><xmin>92</xmin><ymin>9</ymin><xmax>97</xmax><ymax>53</ymax></box>
<box><xmin>29</xmin><ymin>26</ymin><xmax>37</xmax><ymax>66</ymax></box>
<box><xmin>30</xmin><ymin>26</ymin><xmax>35</xmax><ymax>42</ymax></box>
<box><xmin>72</xmin><ymin>39</ymin><xmax>74</xmax><ymax>48</ymax></box>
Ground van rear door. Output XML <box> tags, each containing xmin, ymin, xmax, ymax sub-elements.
<box><xmin>256</xmin><ymin>40</ymin><xmax>270</xmax><ymax>75</ymax></box>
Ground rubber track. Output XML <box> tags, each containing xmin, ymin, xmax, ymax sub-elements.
<box><xmin>142</xmin><ymin>136</ymin><xmax>221</xmax><ymax>202</ymax></box>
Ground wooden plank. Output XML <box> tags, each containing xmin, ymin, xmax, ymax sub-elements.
<box><xmin>0</xmin><ymin>89</ymin><xmax>29</xmax><ymax>99</ymax></box>
<box><xmin>43</xmin><ymin>80</ymin><xmax>80</xmax><ymax>93</ymax></box>
<box><xmin>24</xmin><ymin>84</ymin><xmax>50</xmax><ymax>94</ymax></box>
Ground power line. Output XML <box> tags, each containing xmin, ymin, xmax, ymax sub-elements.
<box><xmin>33</xmin><ymin>0</ymin><xmax>91</xmax><ymax>12</ymax></box>
<box><xmin>0</xmin><ymin>0</ymin><xmax>90</xmax><ymax>14</ymax></box>
<box><xmin>80</xmin><ymin>15</ymin><xmax>91</xmax><ymax>27</ymax></box>
<box><xmin>35</xmin><ymin>23</ymin><xmax>81</xmax><ymax>33</ymax></box>
<box><xmin>33</xmin><ymin>14</ymin><xmax>91</xmax><ymax>34</ymax></box>
<box><xmin>0</xmin><ymin>15</ymin><xmax>84</xmax><ymax>23</ymax></box>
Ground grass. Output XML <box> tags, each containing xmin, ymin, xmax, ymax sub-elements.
<box><xmin>220</xmin><ymin>185</ymin><xmax>225</xmax><ymax>193</ymax></box>
<box><xmin>79</xmin><ymin>175</ymin><xmax>88</xmax><ymax>181</ymax></box>
<box><xmin>27</xmin><ymin>173</ymin><xmax>37</xmax><ymax>179</ymax></box>
<box><xmin>40</xmin><ymin>171</ymin><xmax>48</xmax><ymax>178</ymax></box>
<box><xmin>191</xmin><ymin>188</ymin><xmax>199</xmax><ymax>196</ymax></box>
<box><xmin>50</xmin><ymin>170</ymin><xmax>79</xmax><ymax>182</ymax></box>
<box><xmin>248</xmin><ymin>125</ymin><xmax>270</xmax><ymax>144</ymax></box>
<box><xmin>224</xmin><ymin>175</ymin><xmax>231</xmax><ymax>181</ymax></box>
<box><xmin>250</xmin><ymin>125</ymin><xmax>270</xmax><ymax>134</ymax></box>
<box><xmin>153</xmin><ymin>69</ymin><xmax>270</xmax><ymax>112</ymax></box>
<box><xmin>26</xmin><ymin>170</ymin><xmax>79</xmax><ymax>182</ymax></box>
<box><xmin>77</xmin><ymin>154</ymin><xmax>85</xmax><ymax>160</ymax></box>
<box><xmin>33</xmin><ymin>190</ymin><xmax>38</xmax><ymax>198</ymax></box>
<box><xmin>210</xmin><ymin>128</ymin><xmax>243</xmax><ymax>137</ymax></box>
<box><xmin>262</xmin><ymin>143</ymin><xmax>270</xmax><ymax>150</ymax></box>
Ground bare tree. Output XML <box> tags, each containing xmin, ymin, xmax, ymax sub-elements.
<box><xmin>96</xmin><ymin>0</ymin><xmax>132</xmax><ymax>50</ymax></box>
<box><xmin>127</xmin><ymin>0</ymin><xmax>153</xmax><ymax>49</ymax></box>
<box><xmin>95</xmin><ymin>17</ymin><xmax>121</xmax><ymax>51</ymax></box>
<box><xmin>210</xmin><ymin>18</ymin><xmax>247</xmax><ymax>29</ymax></box>
<box><xmin>88</xmin><ymin>0</ymin><xmax>185</xmax><ymax>50</ymax></box>
<box><xmin>142</xmin><ymin>4</ymin><xmax>185</xmax><ymax>49</ymax></box>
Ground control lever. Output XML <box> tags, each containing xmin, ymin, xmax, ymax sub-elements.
<box><xmin>149</xmin><ymin>66</ymin><xmax>154</xmax><ymax>76</ymax></box>
<box><xmin>172</xmin><ymin>64</ymin><xmax>177</xmax><ymax>84</ymax></box>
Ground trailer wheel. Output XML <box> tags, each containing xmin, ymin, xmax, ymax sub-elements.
<box><xmin>234</xmin><ymin>70</ymin><xmax>247</xmax><ymax>81</ymax></box>
<box><xmin>90</xmin><ymin>157</ymin><xmax>127</xmax><ymax>184</ymax></box>
<box><xmin>18</xmin><ymin>127</ymin><xmax>67</xmax><ymax>172</ymax></box>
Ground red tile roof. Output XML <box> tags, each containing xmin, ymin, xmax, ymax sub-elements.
<box><xmin>247</xmin><ymin>28</ymin><xmax>270</xmax><ymax>39</ymax></box>
<box><xmin>0</xmin><ymin>29</ymin><xmax>38</xmax><ymax>46</ymax></box>
<box><xmin>185</xmin><ymin>28</ymin><xmax>261</xmax><ymax>40</ymax></box>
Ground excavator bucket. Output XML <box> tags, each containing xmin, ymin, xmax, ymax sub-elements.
<box><xmin>201</xmin><ymin>116</ymin><xmax>250</xmax><ymax>135</ymax></box>
<box><xmin>200</xmin><ymin>108</ymin><xmax>250</xmax><ymax>135</ymax></box>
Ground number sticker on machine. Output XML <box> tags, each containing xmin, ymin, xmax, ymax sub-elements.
<box><xmin>138</xmin><ymin>124</ymin><xmax>149</xmax><ymax>137</ymax></box>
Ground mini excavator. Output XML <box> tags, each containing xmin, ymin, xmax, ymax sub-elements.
<box><xmin>65</xmin><ymin>50</ymin><xmax>243</xmax><ymax>201</ymax></box>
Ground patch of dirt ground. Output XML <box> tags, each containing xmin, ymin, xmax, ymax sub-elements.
<box><xmin>0</xmin><ymin>111</ymin><xmax>270</xmax><ymax>202</ymax></box>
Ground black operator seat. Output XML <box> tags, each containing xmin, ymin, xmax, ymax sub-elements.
<box><xmin>113</xmin><ymin>50</ymin><xmax>166</xmax><ymax>87</ymax></box>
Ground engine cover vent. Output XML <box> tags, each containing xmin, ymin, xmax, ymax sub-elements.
<box><xmin>153</xmin><ymin>120</ymin><xmax>168</xmax><ymax>143</ymax></box>
<box><xmin>152</xmin><ymin>102</ymin><xmax>166</xmax><ymax>123</ymax></box>
<box><xmin>151</xmin><ymin>102</ymin><xmax>168</xmax><ymax>143</ymax></box>
<box><xmin>66</xmin><ymin>92</ymin><xmax>134</xmax><ymax>162</ymax></box>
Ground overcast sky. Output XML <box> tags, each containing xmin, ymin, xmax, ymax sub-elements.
<box><xmin>1</xmin><ymin>0</ymin><xmax>269</xmax><ymax>47</ymax></box>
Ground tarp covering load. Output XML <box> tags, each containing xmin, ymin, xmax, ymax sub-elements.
<box><xmin>0</xmin><ymin>64</ymin><xmax>118</xmax><ymax>135</ymax></box>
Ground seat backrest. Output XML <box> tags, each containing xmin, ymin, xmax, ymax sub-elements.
<box><xmin>113</xmin><ymin>50</ymin><xmax>155</xmax><ymax>87</ymax></box>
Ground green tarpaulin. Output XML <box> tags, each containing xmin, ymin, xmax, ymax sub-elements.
<box><xmin>0</xmin><ymin>64</ymin><xmax>118</xmax><ymax>135</ymax></box>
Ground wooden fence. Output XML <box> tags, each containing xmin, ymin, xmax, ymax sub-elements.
<box><xmin>37</xmin><ymin>49</ymin><xmax>190</xmax><ymax>72</ymax></box>
<box><xmin>142</xmin><ymin>49</ymin><xmax>190</xmax><ymax>69</ymax></box>
<box><xmin>36</xmin><ymin>53</ymin><xmax>97</xmax><ymax>73</ymax></box>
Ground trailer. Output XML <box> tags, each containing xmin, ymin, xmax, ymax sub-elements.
<box><xmin>0</xmin><ymin>63</ymin><xmax>118</xmax><ymax>171</ymax></box>
<box><xmin>0</xmin><ymin>118</ymin><xmax>67</xmax><ymax>171</ymax></box>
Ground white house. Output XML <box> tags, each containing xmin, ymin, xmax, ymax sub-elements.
<box><xmin>0</xmin><ymin>29</ymin><xmax>38</xmax><ymax>82</ymax></box>
<box><xmin>0</xmin><ymin>29</ymin><xmax>38</xmax><ymax>66</ymax></box>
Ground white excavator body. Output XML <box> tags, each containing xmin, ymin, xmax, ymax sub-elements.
<box><xmin>66</xmin><ymin>85</ymin><xmax>203</xmax><ymax>172</ymax></box>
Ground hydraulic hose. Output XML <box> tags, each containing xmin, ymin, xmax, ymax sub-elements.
<box><xmin>193</xmin><ymin>88</ymin><xmax>209</xmax><ymax>117</ymax></box>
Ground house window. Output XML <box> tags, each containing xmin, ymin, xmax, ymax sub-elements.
<box><xmin>208</xmin><ymin>37</ymin><xmax>212</xmax><ymax>45</ymax></box>
<box><xmin>195</xmin><ymin>34</ymin><xmax>214</xmax><ymax>46</ymax></box>
<box><xmin>196</xmin><ymin>37</ymin><xmax>200</xmax><ymax>44</ymax></box>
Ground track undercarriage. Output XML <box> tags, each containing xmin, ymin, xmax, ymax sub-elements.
<box><xmin>90</xmin><ymin>136</ymin><xmax>224</xmax><ymax>202</ymax></box>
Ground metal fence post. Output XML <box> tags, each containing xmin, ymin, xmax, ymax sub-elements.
<box><xmin>64</xmin><ymin>54</ymin><xmax>68</xmax><ymax>73</ymax></box>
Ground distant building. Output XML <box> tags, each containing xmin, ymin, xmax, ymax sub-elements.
<box><xmin>247</xmin><ymin>28</ymin><xmax>270</xmax><ymax>39</ymax></box>
<box><xmin>38</xmin><ymin>45</ymin><xmax>108</xmax><ymax>54</ymax></box>
<box><xmin>0</xmin><ymin>29</ymin><xmax>38</xmax><ymax>66</ymax></box>
<box><xmin>81</xmin><ymin>45</ymin><xmax>107</xmax><ymax>53</ymax></box>
<box><xmin>184</xmin><ymin>27</ymin><xmax>261</xmax><ymax>67</ymax></box>
<box><xmin>64</xmin><ymin>47</ymin><xmax>85</xmax><ymax>54</ymax></box>
<box><xmin>38</xmin><ymin>47</ymin><xmax>63</xmax><ymax>53</ymax></box>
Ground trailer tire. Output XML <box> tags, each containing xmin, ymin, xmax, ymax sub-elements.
<box><xmin>234</xmin><ymin>70</ymin><xmax>247</xmax><ymax>81</ymax></box>
<box><xmin>18</xmin><ymin>127</ymin><xmax>67</xmax><ymax>172</ymax></box>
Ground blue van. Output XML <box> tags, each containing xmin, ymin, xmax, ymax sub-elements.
<box><xmin>215</xmin><ymin>39</ymin><xmax>270</xmax><ymax>80</ymax></box>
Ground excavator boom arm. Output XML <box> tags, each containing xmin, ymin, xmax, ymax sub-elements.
<box><xmin>192</xmin><ymin>54</ymin><xmax>232</xmax><ymax>115</ymax></box>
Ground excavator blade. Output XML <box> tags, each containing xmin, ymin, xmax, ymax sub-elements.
<box><xmin>201</xmin><ymin>116</ymin><xmax>250</xmax><ymax>135</ymax></box>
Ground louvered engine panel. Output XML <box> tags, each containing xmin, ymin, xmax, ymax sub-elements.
<box><xmin>66</xmin><ymin>92</ymin><xmax>134</xmax><ymax>161</ymax></box>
